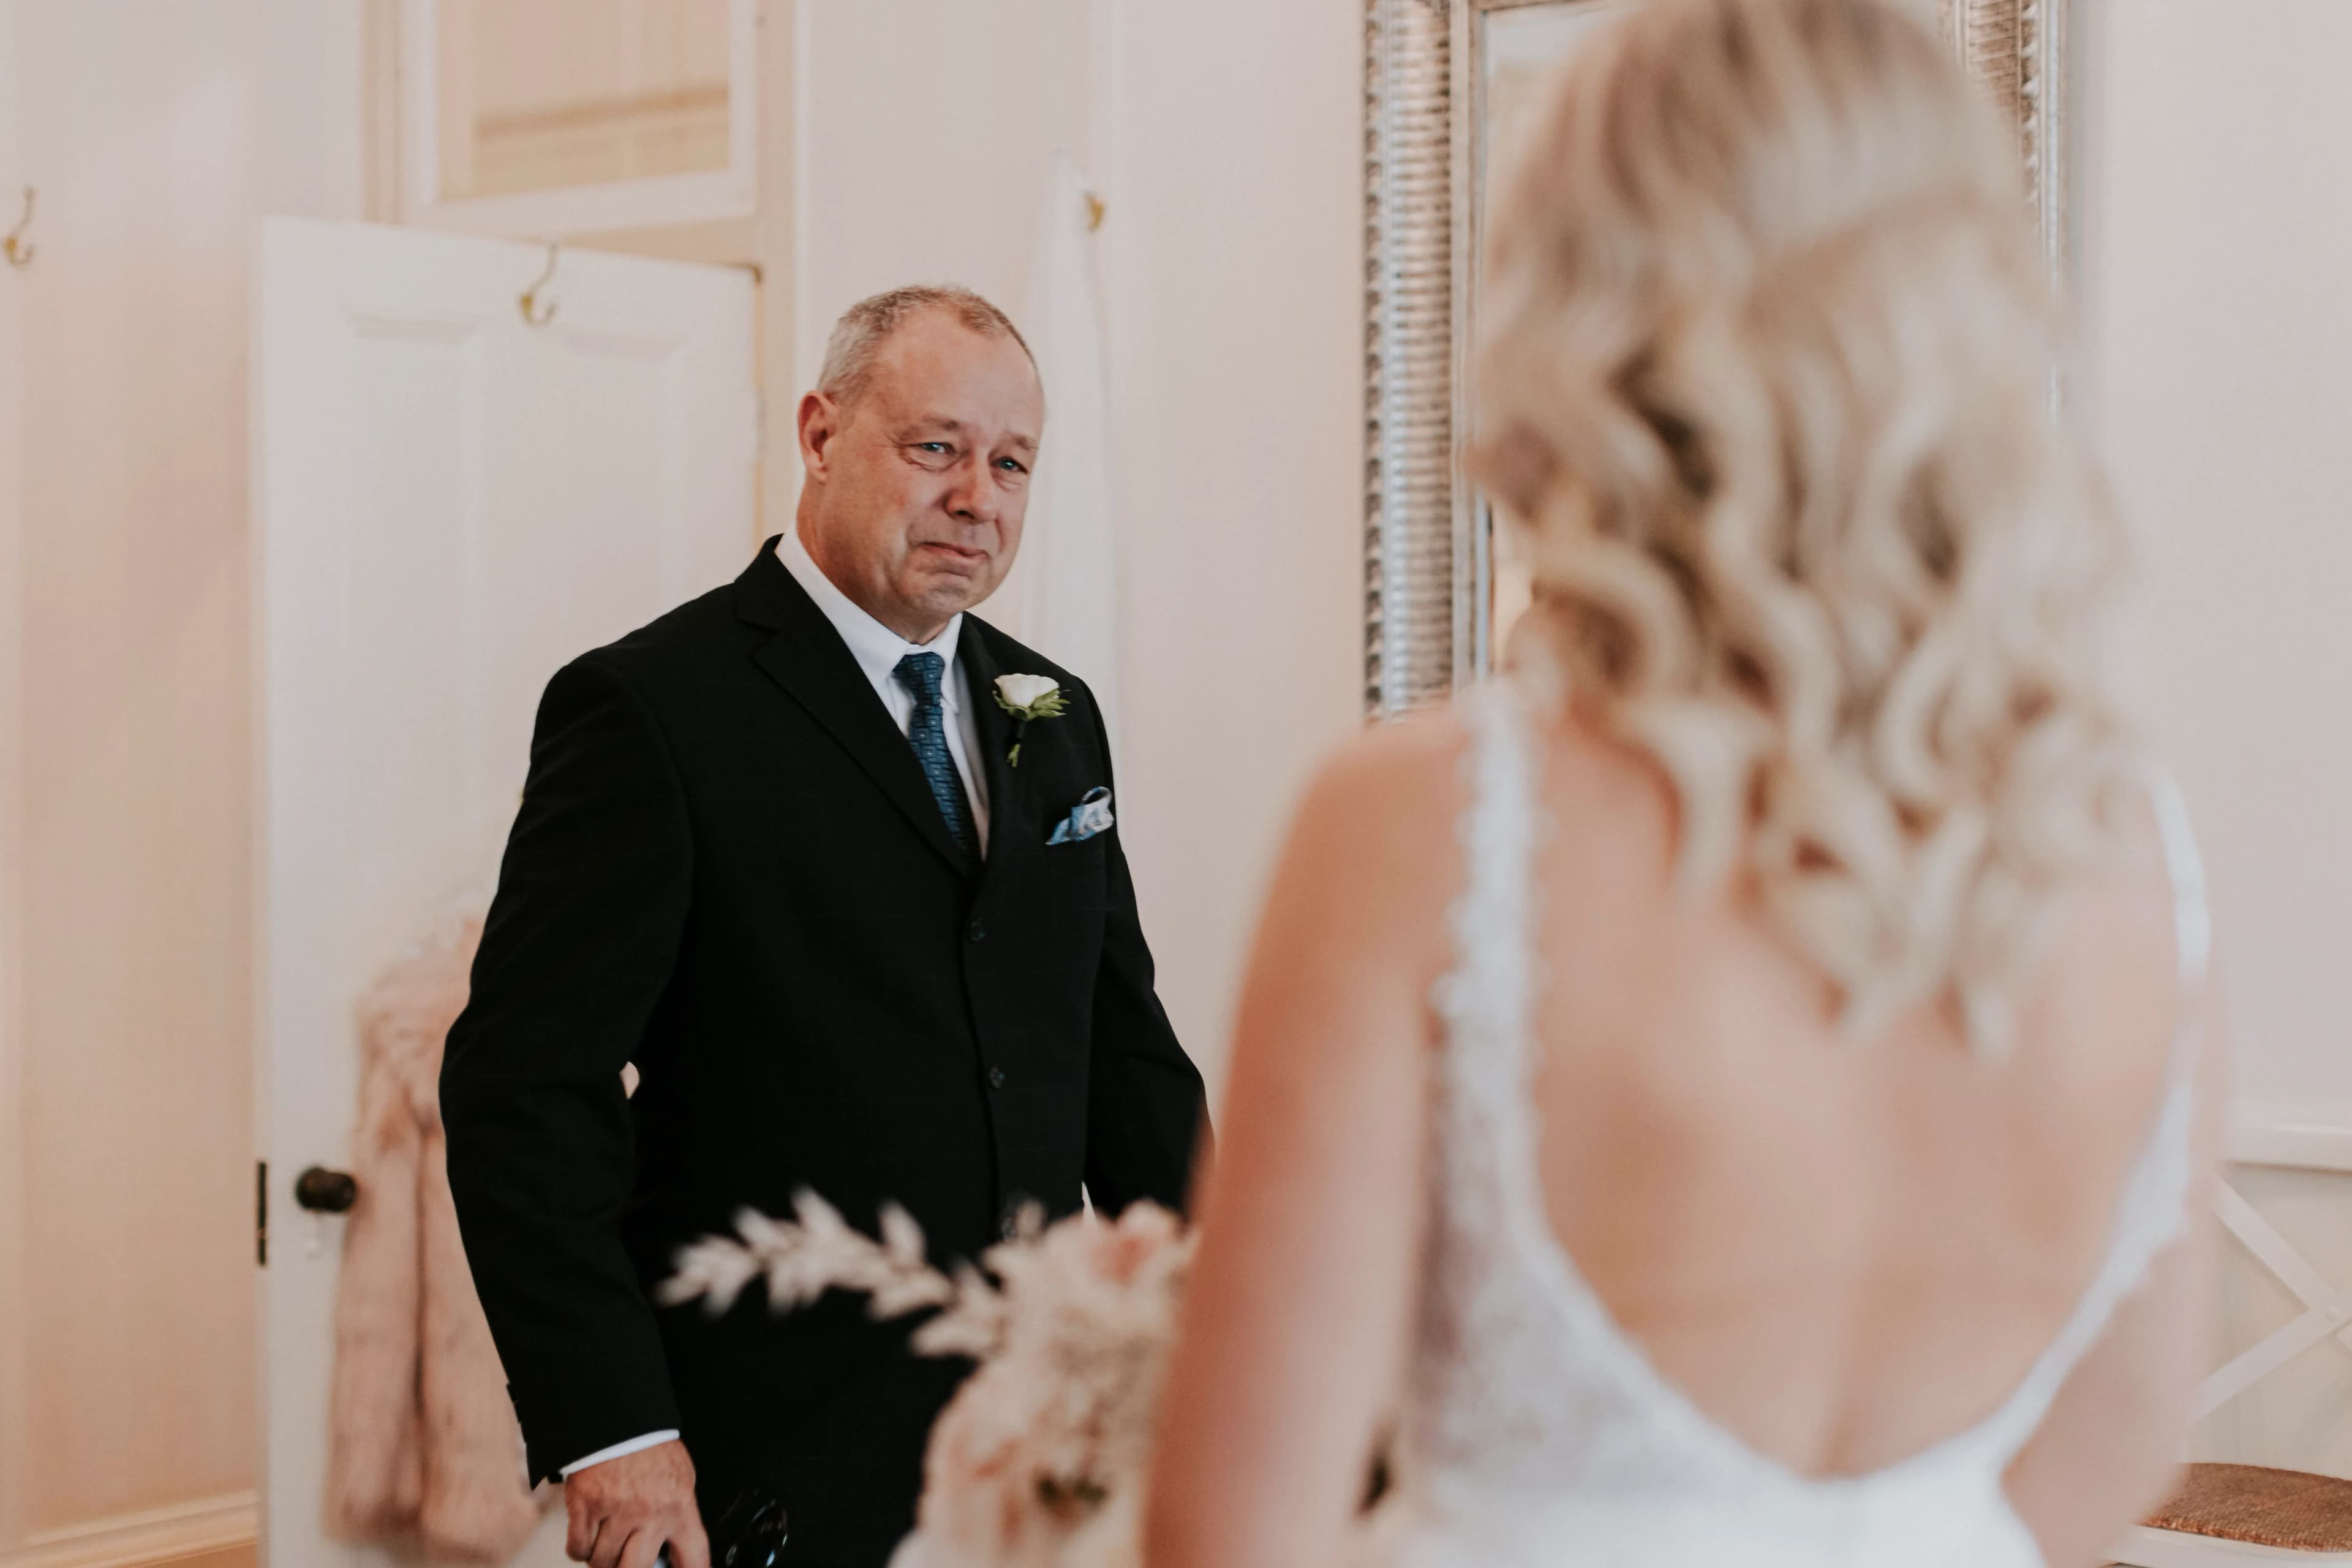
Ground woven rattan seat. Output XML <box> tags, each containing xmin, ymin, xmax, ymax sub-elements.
<box><xmin>2144</xmin><ymin>1464</ymin><xmax>2352</xmax><ymax>1553</ymax></box>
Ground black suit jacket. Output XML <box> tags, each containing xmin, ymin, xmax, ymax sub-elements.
<box><xmin>440</xmin><ymin>540</ymin><xmax>1207</xmax><ymax>1564</ymax></box>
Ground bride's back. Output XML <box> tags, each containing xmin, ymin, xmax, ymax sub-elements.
<box><xmin>1148</xmin><ymin>6</ymin><xmax>2218</xmax><ymax>1566</ymax></box>
<box><xmin>1514</xmin><ymin>704</ymin><xmax>2182</xmax><ymax>1479</ymax></box>
<box><xmin>1438</xmin><ymin>0</ymin><xmax>2194</xmax><ymax>1483</ymax></box>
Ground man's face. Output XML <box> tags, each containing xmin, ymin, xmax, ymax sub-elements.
<box><xmin>796</xmin><ymin>310</ymin><xmax>1044</xmax><ymax>643</ymax></box>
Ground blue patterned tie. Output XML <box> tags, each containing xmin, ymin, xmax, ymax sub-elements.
<box><xmin>893</xmin><ymin>652</ymin><xmax>974</xmax><ymax>858</ymax></box>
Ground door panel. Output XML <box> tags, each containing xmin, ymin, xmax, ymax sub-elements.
<box><xmin>255</xmin><ymin>216</ymin><xmax>756</xmax><ymax>1566</ymax></box>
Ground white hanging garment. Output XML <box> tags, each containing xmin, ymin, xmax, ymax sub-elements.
<box><xmin>1016</xmin><ymin>149</ymin><xmax>1122</xmax><ymax>750</ymax></box>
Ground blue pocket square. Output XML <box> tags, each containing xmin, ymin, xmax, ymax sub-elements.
<box><xmin>1047</xmin><ymin>787</ymin><xmax>1114</xmax><ymax>845</ymax></box>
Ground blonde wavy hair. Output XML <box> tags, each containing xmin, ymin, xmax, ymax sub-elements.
<box><xmin>1474</xmin><ymin>0</ymin><xmax>2133</xmax><ymax>1054</ymax></box>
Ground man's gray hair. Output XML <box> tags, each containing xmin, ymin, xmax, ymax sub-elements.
<box><xmin>816</xmin><ymin>284</ymin><xmax>1036</xmax><ymax>409</ymax></box>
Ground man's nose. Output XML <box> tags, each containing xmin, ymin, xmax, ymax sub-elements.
<box><xmin>943</xmin><ymin>458</ymin><xmax>999</xmax><ymax>527</ymax></box>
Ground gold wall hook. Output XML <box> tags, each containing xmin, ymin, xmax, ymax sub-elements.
<box><xmin>1083</xmin><ymin>190</ymin><xmax>1106</xmax><ymax>233</ymax></box>
<box><xmin>518</xmin><ymin>240</ymin><xmax>559</xmax><ymax>326</ymax></box>
<box><xmin>4</xmin><ymin>187</ymin><xmax>34</xmax><ymax>268</ymax></box>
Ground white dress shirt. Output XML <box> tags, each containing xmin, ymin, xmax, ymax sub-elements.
<box><xmin>562</xmin><ymin>1427</ymin><xmax>682</xmax><ymax>1479</ymax></box>
<box><xmin>780</xmin><ymin>529</ymin><xmax>991</xmax><ymax>853</ymax></box>
<box><xmin>562</xmin><ymin>533</ymin><xmax>994</xmax><ymax>1480</ymax></box>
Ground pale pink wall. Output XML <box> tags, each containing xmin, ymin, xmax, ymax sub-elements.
<box><xmin>13</xmin><ymin>0</ymin><xmax>268</xmax><ymax>1529</ymax></box>
<box><xmin>2087</xmin><ymin>0</ymin><xmax>2352</xmax><ymax>1110</ymax></box>
<box><xmin>2084</xmin><ymin>0</ymin><xmax>2352</xmax><ymax>1482</ymax></box>
<box><xmin>1099</xmin><ymin>0</ymin><xmax>1366</xmax><ymax>1094</ymax></box>
<box><xmin>1</xmin><ymin>0</ymin><xmax>362</xmax><ymax>1549</ymax></box>
<box><xmin>788</xmin><ymin>0</ymin><xmax>1093</xmax><ymax>383</ymax></box>
<box><xmin>0</xmin><ymin>0</ymin><xmax>29</xmax><ymax>1550</ymax></box>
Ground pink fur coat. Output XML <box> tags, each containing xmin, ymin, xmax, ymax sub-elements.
<box><xmin>325</xmin><ymin>911</ymin><xmax>551</xmax><ymax>1563</ymax></box>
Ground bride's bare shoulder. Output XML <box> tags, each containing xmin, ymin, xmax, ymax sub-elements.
<box><xmin>1242</xmin><ymin>706</ymin><xmax>1474</xmax><ymax>1023</ymax></box>
<box><xmin>1263</xmin><ymin>704</ymin><xmax>1477</xmax><ymax>937</ymax></box>
<box><xmin>1295</xmin><ymin>703</ymin><xmax>1472</xmax><ymax>840</ymax></box>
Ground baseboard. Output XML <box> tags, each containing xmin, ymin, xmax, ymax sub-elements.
<box><xmin>1</xmin><ymin>1493</ymin><xmax>256</xmax><ymax>1568</ymax></box>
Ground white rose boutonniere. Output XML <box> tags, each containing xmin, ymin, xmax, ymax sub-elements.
<box><xmin>992</xmin><ymin>674</ymin><xmax>1068</xmax><ymax>767</ymax></box>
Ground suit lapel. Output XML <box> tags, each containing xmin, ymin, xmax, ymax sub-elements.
<box><xmin>960</xmin><ymin>622</ymin><xmax>1032</xmax><ymax>894</ymax></box>
<box><xmin>737</xmin><ymin>545</ymin><xmax>975</xmax><ymax>876</ymax></box>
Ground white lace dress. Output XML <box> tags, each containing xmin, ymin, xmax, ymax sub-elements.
<box><xmin>1366</xmin><ymin>687</ymin><xmax>2210</xmax><ymax>1568</ymax></box>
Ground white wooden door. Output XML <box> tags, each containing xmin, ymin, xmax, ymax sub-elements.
<box><xmin>254</xmin><ymin>217</ymin><xmax>758</xmax><ymax>1568</ymax></box>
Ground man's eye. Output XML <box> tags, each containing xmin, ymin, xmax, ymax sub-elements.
<box><xmin>918</xmin><ymin>442</ymin><xmax>952</xmax><ymax>454</ymax></box>
<box><xmin>997</xmin><ymin>458</ymin><xmax>1028</xmax><ymax>473</ymax></box>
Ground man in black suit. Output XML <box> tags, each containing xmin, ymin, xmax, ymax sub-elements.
<box><xmin>441</xmin><ymin>285</ymin><xmax>1208</xmax><ymax>1568</ymax></box>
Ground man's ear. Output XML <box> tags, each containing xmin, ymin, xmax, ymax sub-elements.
<box><xmin>798</xmin><ymin>391</ymin><xmax>843</xmax><ymax>480</ymax></box>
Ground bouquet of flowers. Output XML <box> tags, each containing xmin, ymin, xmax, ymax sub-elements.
<box><xmin>662</xmin><ymin>1194</ymin><xmax>1193</xmax><ymax>1568</ymax></box>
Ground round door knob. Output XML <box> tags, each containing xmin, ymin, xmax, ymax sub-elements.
<box><xmin>293</xmin><ymin>1166</ymin><xmax>358</xmax><ymax>1214</ymax></box>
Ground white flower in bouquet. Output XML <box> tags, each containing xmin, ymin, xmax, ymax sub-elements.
<box><xmin>662</xmin><ymin>1194</ymin><xmax>1193</xmax><ymax>1568</ymax></box>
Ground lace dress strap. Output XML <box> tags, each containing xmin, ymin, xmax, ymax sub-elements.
<box><xmin>1965</xmin><ymin>763</ymin><xmax>2212</xmax><ymax>1463</ymax></box>
<box><xmin>1431</xmin><ymin>683</ymin><xmax>1542</xmax><ymax>1091</ymax></box>
<box><xmin>2148</xmin><ymin>765</ymin><xmax>2214</xmax><ymax>992</ymax></box>
<box><xmin>1409</xmin><ymin>679</ymin><xmax>1570</xmax><ymax>1480</ymax></box>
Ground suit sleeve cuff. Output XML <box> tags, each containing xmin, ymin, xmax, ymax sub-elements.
<box><xmin>560</xmin><ymin>1430</ymin><xmax>681</xmax><ymax>1478</ymax></box>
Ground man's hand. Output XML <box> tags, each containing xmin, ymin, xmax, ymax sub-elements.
<box><xmin>564</xmin><ymin>1439</ymin><xmax>710</xmax><ymax>1568</ymax></box>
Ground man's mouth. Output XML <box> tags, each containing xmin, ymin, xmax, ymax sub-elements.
<box><xmin>918</xmin><ymin>542</ymin><xmax>989</xmax><ymax>566</ymax></box>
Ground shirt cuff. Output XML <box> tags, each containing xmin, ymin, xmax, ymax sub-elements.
<box><xmin>560</xmin><ymin>1430</ymin><xmax>681</xmax><ymax>1478</ymax></box>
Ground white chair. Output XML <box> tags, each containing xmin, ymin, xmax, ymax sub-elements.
<box><xmin>2113</xmin><ymin>1111</ymin><xmax>2352</xmax><ymax>1566</ymax></box>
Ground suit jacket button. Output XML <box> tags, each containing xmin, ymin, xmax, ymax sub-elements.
<box><xmin>987</xmin><ymin>1065</ymin><xmax>1007</xmax><ymax>1090</ymax></box>
<box><xmin>967</xmin><ymin>919</ymin><xmax>987</xmax><ymax>943</ymax></box>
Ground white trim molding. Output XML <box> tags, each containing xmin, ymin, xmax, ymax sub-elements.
<box><xmin>399</xmin><ymin>0</ymin><xmax>758</xmax><ymax>238</ymax></box>
<box><xmin>1</xmin><ymin>1493</ymin><xmax>255</xmax><ymax>1568</ymax></box>
<box><xmin>2231</xmin><ymin>1100</ymin><xmax>2352</xmax><ymax>1175</ymax></box>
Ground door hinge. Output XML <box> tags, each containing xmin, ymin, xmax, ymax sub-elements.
<box><xmin>255</xmin><ymin>1159</ymin><xmax>268</xmax><ymax>1267</ymax></box>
